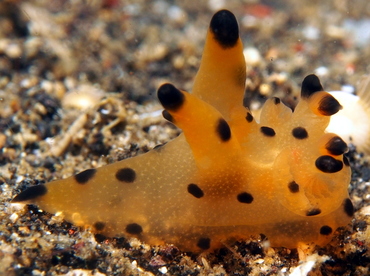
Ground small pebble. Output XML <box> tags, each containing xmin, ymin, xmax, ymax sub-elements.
<box><xmin>259</xmin><ymin>83</ymin><xmax>271</xmax><ymax>96</ymax></box>
<box><xmin>0</xmin><ymin>39</ymin><xmax>9</xmax><ymax>53</ymax></box>
<box><xmin>41</xmin><ymin>80</ymin><xmax>54</xmax><ymax>94</ymax></box>
<box><xmin>62</xmin><ymin>85</ymin><xmax>104</xmax><ymax>110</ymax></box>
<box><xmin>158</xmin><ymin>266</ymin><xmax>168</xmax><ymax>274</ymax></box>
<box><xmin>20</xmin><ymin>77</ymin><xmax>39</xmax><ymax>89</ymax></box>
<box><xmin>302</xmin><ymin>25</ymin><xmax>320</xmax><ymax>40</ymax></box>
<box><xmin>136</xmin><ymin>43</ymin><xmax>169</xmax><ymax>64</ymax></box>
<box><xmin>24</xmin><ymin>37</ymin><xmax>42</xmax><ymax>58</ymax></box>
<box><xmin>9</xmin><ymin>213</ymin><xmax>19</xmax><ymax>223</ymax></box>
<box><xmin>167</xmin><ymin>6</ymin><xmax>187</xmax><ymax>24</ymax></box>
<box><xmin>341</xmin><ymin>84</ymin><xmax>355</xmax><ymax>94</ymax></box>
<box><xmin>244</xmin><ymin>47</ymin><xmax>262</xmax><ymax>67</ymax></box>
<box><xmin>208</xmin><ymin>0</ymin><xmax>226</xmax><ymax>11</ymax></box>
<box><xmin>314</xmin><ymin>66</ymin><xmax>329</xmax><ymax>77</ymax></box>
<box><xmin>325</xmin><ymin>25</ymin><xmax>346</xmax><ymax>39</ymax></box>
<box><xmin>343</xmin><ymin>19</ymin><xmax>370</xmax><ymax>47</ymax></box>
<box><xmin>5</xmin><ymin>43</ymin><xmax>22</xmax><ymax>59</ymax></box>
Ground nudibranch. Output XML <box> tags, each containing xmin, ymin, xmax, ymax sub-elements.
<box><xmin>12</xmin><ymin>10</ymin><xmax>353</xmax><ymax>252</ymax></box>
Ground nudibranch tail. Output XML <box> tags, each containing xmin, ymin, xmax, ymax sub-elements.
<box><xmin>11</xmin><ymin>9</ymin><xmax>353</xmax><ymax>252</ymax></box>
<box><xmin>12</xmin><ymin>185</ymin><xmax>47</xmax><ymax>203</ymax></box>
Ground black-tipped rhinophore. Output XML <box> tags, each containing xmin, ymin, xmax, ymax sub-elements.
<box><xmin>157</xmin><ymin>83</ymin><xmax>185</xmax><ymax>111</ymax></box>
<box><xmin>318</xmin><ymin>94</ymin><xmax>342</xmax><ymax>116</ymax></box>
<box><xmin>12</xmin><ymin>185</ymin><xmax>47</xmax><ymax>203</ymax></box>
<box><xmin>325</xmin><ymin>136</ymin><xmax>348</xmax><ymax>155</ymax></box>
<box><xmin>210</xmin><ymin>10</ymin><xmax>239</xmax><ymax>49</ymax></box>
<box><xmin>216</xmin><ymin>118</ymin><xmax>231</xmax><ymax>141</ymax></box>
<box><xmin>301</xmin><ymin>74</ymin><xmax>324</xmax><ymax>98</ymax></box>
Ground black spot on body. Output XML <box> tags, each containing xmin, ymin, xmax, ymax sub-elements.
<box><xmin>116</xmin><ymin>168</ymin><xmax>136</xmax><ymax>183</ymax></box>
<box><xmin>318</xmin><ymin>95</ymin><xmax>342</xmax><ymax>116</ymax></box>
<box><xmin>273</xmin><ymin>97</ymin><xmax>281</xmax><ymax>104</ymax></box>
<box><xmin>246</xmin><ymin>112</ymin><xmax>253</xmax><ymax>122</ymax></box>
<box><xmin>126</xmin><ymin>223</ymin><xmax>143</xmax><ymax>235</ymax></box>
<box><xmin>325</xmin><ymin>136</ymin><xmax>348</xmax><ymax>155</ymax></box>
<box><xmin>94</xmin><ymin>234</ymin><xmax>107</xmax><ymax>243</ymax></box>
<box><xmin>157</xmin><ymin>83</ymin><xmax>185</xmax><ymax>111</ymax></box>
<box><xmin>306</xmin><ymin>208</ymin><xmax>321</xmax><ymax>216</ymax></box>
<box><xmin>315</xmin><ymin>156</ymin><xmax>343</xmax><ymax>173</ymax></box>
<box><xmin>210</xmin><ymin>10</ymin><xmax>239</xmax><ymax>48</ymax></box>
<box><xmin>237</xmin><ymin>192</ymin><xmax>254</xmax><ymax>203</ymax></box>
<box><xmin>93</xmin><ymin>221</ymin><xmax>105</xmax><ymax>231</ymax></box>
<box><xmin>12</xmin><ymin>185</ymin><xmax>47</xmax><ymax>203</ymax></box>
<box><xmin>320</xmin><ymin>225</ymin><xmax>333</xmax><ymax>235</ymax></box>
<box><xmin>288</xmin><ymin>181</ymin><xmax>299</xmax><ymax>193</ymax></box>
<box><xmin>197</xmin><ymin>237</ymin><xmax>211</xmax><ymax>250</ymax></box>
<box><xmin>260</xmin><ymin>126</ymin><xmax>275</xmax><ymax>137</ymax></box>
<box><xmin>292</xmin><ymin>127</ymin><xmax>308</xmax><ymax>139</ymax></box>
<box><xmin>216</xmin><ymin>118</ymin><xmax>231</xmax><ymax>142</ymax></box>
<box><xmin>343</xmin><ymin>198</ymin><xmax>354</xmax><ymax>217</ymax></box>
<box><xmin>187</xmin><ymin>184</ymin><xmax>204</xmax><ymax>198</ymax></box>
<box><xmin>75</xmin><ymin>169</ymin><xmax>97</xmax><ymax>184</ymax></box>
<box><xmin>301</xmin><ymin>74</ymin><xmax>324</xmax><ymax>98</ymax></box>
<box><xmin>162</xmin><ymin>110</ymin><xmax>174</xmax><ymax>122</ymax></box>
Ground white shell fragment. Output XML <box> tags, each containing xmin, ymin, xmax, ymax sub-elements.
<box><xmin>327</xmin><ymin>75</ymin><xmax>370</xmax><ymax>154</ymax></box>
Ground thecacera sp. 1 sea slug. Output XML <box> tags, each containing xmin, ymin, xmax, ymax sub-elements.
<box><xmin>12</xmin><ymin>10</ymin><xmax>353</xmax><ymax>252</ymax></box>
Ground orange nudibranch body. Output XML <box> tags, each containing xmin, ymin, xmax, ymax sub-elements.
<box><xmin>12</xmin><ymin>10</ymin><xmax>353</xmax><ymax>252</ymax></box>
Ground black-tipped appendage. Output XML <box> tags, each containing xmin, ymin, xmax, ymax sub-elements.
<box><xmin>210</xmin><ymin>10</ymin><xmax>239</xmax><ymax>49</ymax></box>
<box><xmin>301</xmin><ymin>74</ymin><xmax>324</xmax><ymax>98</ymax></box>
<box><xmin>318</xmin><ymin>94</ymin><xmax>342</xmax><ymax>116</ymax></box>
<box><xmin>157</xmin><ymin>83</ymin><xmax>185</xmax><ymax>111</ymax></box>
<box><xmin>325</xmin><ymin>136</ymin><xmax>348</xmax><ymax>155</ymax></box>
